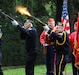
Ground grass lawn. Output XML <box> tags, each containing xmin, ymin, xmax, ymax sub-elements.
<box><xmin>3</xmin><ymin>63</ymin><xmax>73</xmax><ymax>75</ymax></box>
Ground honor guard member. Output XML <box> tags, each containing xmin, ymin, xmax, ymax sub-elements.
<box><xmin>11</xmin><ymin>20</ymin><xmax>38</xmax><ymax>75</ymax></box>
<box><xmin>0</xmin><ymin>26</ymin><xmax>4</xmax><ymax>75</ymax></box>
<box><xmin>40</xmin><ymin>18</ymin><xmax>55</xmax><ymax>75</ymax></box>
<box><xmin>70</xmin><ymin>22</ymin><xmax>79</xmax><ymax>75</ymax></box>
<box><xmin>43</xmin><ymin>22</ymin><xmax>70</xmax><ymax>75</ymax></box>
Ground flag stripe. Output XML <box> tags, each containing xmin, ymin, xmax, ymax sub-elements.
<box><xmin>61</xmin><ymin>0</ymin><xmax>70</xmax><ymax>34</ymax></box>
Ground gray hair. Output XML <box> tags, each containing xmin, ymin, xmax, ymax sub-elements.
<box><xmin>24</xmin><ymin>21</ymin><xmax>33</xmax><ymax>27</ymax></box>
<box><xmin>24</xmin><ymin>19</ymin><xmax>33</xmax><ymax>27</ymax></box>
<box><xmin>29</xmin><ymin>22</ymin><xmax>33</xmax><ymax>27</ymax></box>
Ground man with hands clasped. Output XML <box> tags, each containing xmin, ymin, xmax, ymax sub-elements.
<box><xmin>40</xmin><ymin>18</ymin><xmax>55</xmax><ymax>75</ymax></box>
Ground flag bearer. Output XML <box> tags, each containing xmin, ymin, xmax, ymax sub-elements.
<box><xmin>70</xmin><ymin>22</ymin><xmax>79</xmax><ymax>75</ymax></box>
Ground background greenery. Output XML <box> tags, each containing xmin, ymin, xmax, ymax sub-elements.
<box><xmin>3</xmin><ymin>63</ymin><xmax>72</xmax><ymax>75</ymax></box>
<box><xmin>0</xmin><ymin>0</ymin><xmax>79</xmax><ymax>66</ymax></box>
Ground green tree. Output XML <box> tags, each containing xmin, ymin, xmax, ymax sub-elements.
<box><xmin>0</xmin><ymin>0</ymin><xmax>79</xmax><ymax>66</ymax></box>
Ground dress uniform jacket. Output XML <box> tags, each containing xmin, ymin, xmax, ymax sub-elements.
<box><xmin>49</xmin><ymin>30</ymin><xmax>70</xmax><ymax>75</ymax></box>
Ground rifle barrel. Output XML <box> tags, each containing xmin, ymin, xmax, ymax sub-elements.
<box><xmin>1</xmin><ymin>12</ymin><xmax>14</xmax><ymax>21</ymax></box>
<box><xmin>32</xmin><ymin>16</ymin><xmax>46</xmax><ymax>26</ymax></box>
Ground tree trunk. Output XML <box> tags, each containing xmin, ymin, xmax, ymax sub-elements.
<box><xmin>68</xmin><ymin>0</ymin><xmax>75</xmax><ymax>32</ymax></box>
<box><xmin>55</xmin><ymin>0</ymin><xmax>63</xmax><ymax>23</ymax></box>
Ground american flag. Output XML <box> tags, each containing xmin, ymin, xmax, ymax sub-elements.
<box><xmin>61</xmin><ymin>0</ymin><xmax>70</xmax><ymax>34</ymax></box>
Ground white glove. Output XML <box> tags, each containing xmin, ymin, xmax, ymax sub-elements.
<box><xmin>43</xmin><ymin>43</ymin><xmax>49</xmax><ymax>46</ymax></box>
<box><xmin>43</xmin><ymin>25</ymin><xmax>50</xmax><ymax>31</ymax></box>
<box><xmin>22</xmin><ymin>26</ymin><xmax>24</xmax><ymax>28</ymax></box>
<box><xmin>11</xmin><ymin>20</ymin><xmax>19</xmax><ymax>26</ymax></box>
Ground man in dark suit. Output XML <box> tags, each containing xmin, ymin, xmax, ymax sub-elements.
<box><xmin>11</xmin><ymin>20</ymin><xmax>38</xmax><ymax>75</ymax></box>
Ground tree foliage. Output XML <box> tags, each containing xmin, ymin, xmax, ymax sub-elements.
<box><xmin>0</xmin><ymin>0</ymin><xmax>79</xmax><ymax>66</ymax></box>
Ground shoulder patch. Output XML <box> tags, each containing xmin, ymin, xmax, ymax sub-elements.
<box><xmin>0</xmin><ymin>33</ymin><xmax>2</xmax><ymax>38</ymax></box>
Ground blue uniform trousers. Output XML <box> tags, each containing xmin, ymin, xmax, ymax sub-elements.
<box><xmin>46</xmin><ymin>45</ymin><xmax>55</xmax><ymax>75</ymax></box>
<box><xmin>56</xmin><ymin>54</ymin><xmax>69</xmax><ymax>75</ymax></box>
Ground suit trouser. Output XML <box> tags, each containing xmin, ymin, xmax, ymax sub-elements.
<box><xmin>0</xmin><ymin>66</ymin><xmax>3</xmax><ymax>75</ymax></box>
<box><xmin>46</xmin><ymin>46</ymin><xmax>55</xmax><ymax>75</ymax></box>
<box><xmin>25</xmin><ymin>50</ymin><xmax>37</xmax><ymax>75</ymax></box>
